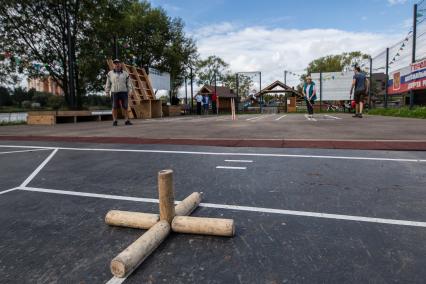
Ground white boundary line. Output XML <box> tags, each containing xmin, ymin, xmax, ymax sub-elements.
<box><xmin>16</xmin><ymin>186</ymin><xmax>426</xmax><ymax>228</ymax></box>
<box><xmin>20</xmin><ymin>149</ymin><xmax>59</xmax><ymax>187</ymax></box>
<box><xmin>246</xmin><ymin>115</ymin><xmax>263</xmax><ymax>121</ymax></box>
<box><xmin>275</xmin><ymin>115</ymin><xmax>287</xmax><ymax>121</ymax></box>
<box><xmin>0</xmin><ymin>187</ymin><xmax>19</xmax><ymax>195</ymax></box>
<box><xmin>0</xmin><ymin>144</ymin><xmax>425</xmax><ymax>163</ymax></box>
<box><xmin>106</xmin><ymin>276</ymin><xmax>126</xmax><ymax>284</ymax></box>
<box><xmin>216</xmin><ymin>166</ymin><xmax>247</xmax><ymax>170</ymax></box>
<box><xmin>324</xmin><ymin>114</ymin><xmax>342</xmax><ymax>120</ymax></box>
<box><xmin>0</xmin><ymin>148</ymin><xmax>51</xmax><ymax>155</ymax></box>
<box><xmin>224</xmin><ymin>160</ymin><xmax>253</xmax><ymax>163</ymax></box>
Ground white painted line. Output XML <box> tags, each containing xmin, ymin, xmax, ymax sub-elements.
<box><xmin>0</xmin><ymin>145</ymin><xmax>425</xmax><ymax>163</ymax></box>
<box><xmin>275</xmin><ymin>115</ymin><xmax>287</xmax><ymax>121</ymax></box>
<box><xmin>0</xmin><ymin>188</ymin><xmax>19</xmax><ymax>195</ymax></box>
<box><xmin>324</xmin><ymin>115</ymin><xmax>342</xmax><ymax>120</ymax></box>
<box><xmin>216</xmin><ymin>166</ymin><xmax>247</xmax><ymax>170</ymax></box>
<box><xmin>304</xmin><ymin>114</ymin><xmax>311</xmax><ymax>121</ymax></box>
<box><xmin>199</xmin><ymin>202</ymin><xmax>426</xmax><ymax>228</ymax></box>
<box><xmin>17</xmin><ymin>186</ymin><xmax>426</xmax><ymax>228</ymax></box>
<box><xmin>20</xmin><ymin>186</ymin><xmax>160</xmax><ymax>203</ymax></box>
<box><xmin>246</xmin><ymin>115</ymin><xmax>263</xmax><ymax>121</ymax></box>
<box><xmin>224</xmin><ymin>160</ymin><xmax>253</xmax><ymax>163</ymax></box>
<box><xmin>105</xmin><ymin>276</ymin><xmax>126</xmax><ymax>284</ymax></box>
<box><xmin>0</xmin><ymin>148</ymin><xmax>51</xmax><ymax>155</ymax></box>
<box><xmin>20</xmin><ymin>148</ymin><xmax>59</xmax><ymax>187</ymax></box>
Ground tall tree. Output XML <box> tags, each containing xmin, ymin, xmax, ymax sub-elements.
<box><xmin>223</xmin><ymin>73</ymin><xmax>253</xmax><ymax>98</ymax></box>
<box><xmin>195</xmin><ymin>56</ymin><xmax>229</xmax><ymax>86</ymax></box>
<box><xmin>306</xmin><ymin>51</ymin><xmax>370</xmax><ymax>74</ymax></box>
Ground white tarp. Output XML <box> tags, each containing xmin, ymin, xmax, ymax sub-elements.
<box><xmin>148</xmin><ymin>67</ymin><xmax>170</xmax><ymax>91</ymax></box>
<box><xmin>311</xmin><ymin>71</ymin><xmax>355</xmax><ymax>101</ymax></box>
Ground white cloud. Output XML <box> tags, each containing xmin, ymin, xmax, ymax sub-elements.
<box><xmin>189</xmin><ymin>23</ymin><xmax>403</xmax><ymax>88</ymax></box>
<box><xmin>387</xmin><ymin>0</ymin><xmax>408</xmax><ymax>5</ymax></box>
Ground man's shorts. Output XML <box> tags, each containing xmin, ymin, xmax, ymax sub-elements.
<box><xmin>354</xmin><ymin>90</ymin><xmax>366</xmax><ymax>104</ymax></box>
<box><xmin>112</xmin><ymin>92</ymin><xmax>128</xmax><ymax>109</ymax></box>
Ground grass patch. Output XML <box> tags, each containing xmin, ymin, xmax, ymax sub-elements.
<box><xmin>368</xmin><ymin>107</ymin><xmax>426</xmax><ymax>119</ymax></box>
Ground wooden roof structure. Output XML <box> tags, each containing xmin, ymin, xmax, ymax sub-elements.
<box><xmin>254</xmin><ymin>80</ymin><xmax>303</xmax><ymax>97</ymax></box>
<box><xmin>197</xmin><ymin>85</ymin><xmax>237</xmax><ymax>98</ymax></box>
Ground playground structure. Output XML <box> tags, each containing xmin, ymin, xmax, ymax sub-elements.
<box><xmin>106</xmin><ymin>59</ymin><xmax>162</xmax><ymax>119</ymax></box>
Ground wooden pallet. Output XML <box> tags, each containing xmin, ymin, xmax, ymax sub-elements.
<box><xmin>107</xmin><ymin>59</ymin><xmax>160</xmax><ymax>119</ymax></box>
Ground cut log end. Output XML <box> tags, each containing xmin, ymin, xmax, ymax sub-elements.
<box><xmin>110</xmin><ymin>260</ymin><xmax>126</xmax><ymax>278</ymax></box>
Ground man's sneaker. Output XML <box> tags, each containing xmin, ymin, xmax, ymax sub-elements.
<box><xmin>125</xmin><ymin>120</ymin><xmax>133</xmax><ymax>125</ymax></box>
<box><xmin>113</xmin><ymin>120</ymin><xmax>118</xmax><ymax>126</ymax></box>
<box><xmin>358</xmin><ymin>113</ymin><xmax>363</xmax><ymax>118</ymax></box>
<box><xmin>352</xmin><ymin>113</ymin><xmax>359</xmax><ymax>118</ymax></box>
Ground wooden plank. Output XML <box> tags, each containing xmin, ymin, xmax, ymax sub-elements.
<box><xmin>27</xmin><ymin>114</ymin><xmax>55</xmax><ymax>125</ymax></box>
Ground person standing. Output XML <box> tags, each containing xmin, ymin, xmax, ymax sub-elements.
<box><xmin>350</xmin><ymin>66</ymin><xmax>369</xmax><ymax>118</ymax></box>
<box><xmin>302</xmin><ymin>76</ymin><xmax>317</xmax><ymax>118</ymax></box>
<box><xmin>195</xmin><ymin>93</ymin><xmax>203</xmax><ymax>115</ymax></box>
<box><xmin>105</xmin><ymin>59</ymin><xmax>133</xmax><ymax>126</ymax></box>
<box><xmin>211</xmin><ymin>91</ymin><xmax>217</xmax><ymax>114</ymax></box>
<box><xmin>203</xmin><ymin>94</ymin><xmax>209</xmax><ymax>115</ymax></box>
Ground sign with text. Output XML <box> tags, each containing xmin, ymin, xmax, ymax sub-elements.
<box><xmin>388</xmin><ymin>59</ymin><xmax>426</xmax><ymax>95</ymax></box>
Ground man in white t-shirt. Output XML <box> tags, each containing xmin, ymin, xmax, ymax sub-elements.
<box><xmin>195</xmin><ymin>93</ymin><xmax>203</xmax><ymax>115</ymax></box>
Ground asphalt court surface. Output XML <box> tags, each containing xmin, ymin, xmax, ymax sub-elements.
<box><xmin>1</xmin><ymin>141</ymin><xmax>426</xmax><ymax>283</ymax></box>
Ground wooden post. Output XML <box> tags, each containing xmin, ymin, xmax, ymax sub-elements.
<box><xmin>158</xmin><ymin>169</ymin><xmax>175</xmax><ymax>224</ymax></box>
<box><xmin>105</xmin><ymin>192</ymin><xmax>203</xmax><ymax>229</ymax></box>
<box><xmin>172</xmin><ymin>216</ymin><xmax>235</xmax><ymax>237</ymax></box>
<box><xmin>175</xmin><ymin>192</ymin><xmax>203</xmax><ymax>216</ymax></box>
<box><xmin>105</xmin><ymin>210</ymin><xmax>159</xmax><ymax>229</ymax></box>
<box><xmin>110</xmin><ymin>220</ymin><xmax>170</xmax><ymax>278</ymax></box>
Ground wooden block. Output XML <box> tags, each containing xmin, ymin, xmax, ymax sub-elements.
<box><xmin>171</xmin><ymin>216</ymin><xmax>235</xmax><ymax>237</ymax></box>
<box><xmin>105</xmin><ymin>210</ymin><xmax>159</xmax><ymax>229</ymax></box>
<box><xmin>110</xmin><ymin>220</ymin><xmax>170</xmax><ymax>278</ymax></box>
<box><xmin>27</xmin><ymin>114</ymin><xmax>55</xmax><ymax>125</ymax></box>
<box><xmin>175</xmin><ymin>192</ymin><xmax>203</xmax><ymax>216</ymax></box>
<box><xmin>158</xmin><ymin>169</ymin><xmax>175</xmax><ymax>224</ymax></box>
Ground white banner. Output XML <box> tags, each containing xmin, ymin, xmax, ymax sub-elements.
<box><xmin>148</xmin><ymin>67</ymin><xmax>171</xmax><ymax>91</ymax></box>
<box><xmin>311</xmin><ymin>71</ymin><xmax>355</xmax><ymax>101</ymax></box>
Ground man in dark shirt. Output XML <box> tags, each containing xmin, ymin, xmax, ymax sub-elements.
<box><xmin>350</xmin><ymin>66</ymin><xmax>369</xmax><ymax>118</ymax></box>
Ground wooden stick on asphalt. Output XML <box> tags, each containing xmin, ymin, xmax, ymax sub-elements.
<box><xmin>110</xmin><ymin>220</ymin><xmax>170</xmax><ymax>278</ymax></box>
<box><xmin>158</xmin><ymin>169</ymin><xmax>175</xmax><ymax>224</ymax></box>
<box><xmin>175</xmin><ymin>192</ymin><xmax>203</xmax><ymax>216</ymax></box>
<box><xmin>105</xmin><ymin>192</ymin><xmax>203</xmax><ymax>229</ymax></box>
<box><xmin>172</xmin><ymin>216</ymin><xmax>235</xmax><ymax>237</ymax></box>
<box><xmin>105</xmin><ymin>210</ymin><xmax>159</xmax><ymax>230</ymax></box>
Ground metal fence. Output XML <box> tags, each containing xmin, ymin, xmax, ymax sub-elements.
<box><xmin>371</xmin><ymin>0</ymin><xmax>426</xmax><ymax>108</ymax></box>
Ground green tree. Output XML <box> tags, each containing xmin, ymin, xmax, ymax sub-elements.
<box><xmin>223</xmin><ymin>73</ymin><xmax>253</xmax><ymax>98</ymax></box>
<box><xmin>305</xmin><ymin>51</ymin><xmax>370</xmax><ymax>74</ymax></box>
<box><xmin>0</xmin><ymin>86</ymin><xmax>12</xmax><ymax>106</ymax></box>
<box><xmin>195</xmin><ymin>56</ymin><xmax>229</xmax><ymax>86</ymax></box>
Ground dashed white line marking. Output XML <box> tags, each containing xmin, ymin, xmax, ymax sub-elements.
<box><xmin>246</xmin><ymin>115</ymin><xmax>263</xmax><ymax>121</ymax></box>
<box><xmin>224</xmin><ymin>160</ymin><xmax>253</xmax><ymax>163</ymax></box>
<box><xmin>216</xmin><ymin>166</ymin><xmax>247</xmax><ymax>170</ymax></box>
<box><xmin>324</xmin><ymin>115</ymin><xmax>342</xmax><ymax>120</ymax></box>
<box><xmin>105</xmin><ymin>276</ymin><xmax>126</xmax><ymax>284</ymax></box>
<box><xmin>275</xmin><ymin>115</ymin><xmax>287</xmax><ymax>121</ymax></box>
<box><xmin>16</xmin><ymin>186</ymin><xmax>426</xmax><ymax>228</ymax></box>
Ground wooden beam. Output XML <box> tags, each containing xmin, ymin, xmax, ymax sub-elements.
<box><xmin>105</xmin><ymin>211</ymin><xmax>159</xmax><ymax>229</ymax></box>
<box><xmin>158</xmin><ymin>169</ymin><xmax>175</xmax><ymax>224</ymax></box>
<box><xmin>171</xmin><ymin>216</ymin><xmax>235</xmax><ymax>237</ymax></box>
<box><xmin>175</xmin><ymin>192</ymin><xmax>203</xmax><ymax>216</ymax></box>
<box><xmin>110</xmin><ymin>220</ymin><xmax>170</xmax><ymax>278</ymax></box>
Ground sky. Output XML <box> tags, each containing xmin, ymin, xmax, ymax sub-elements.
<box><xmin>149</xmin><ymin>0</ymin><xmax>419</xmax><ymax>89</ymax></box>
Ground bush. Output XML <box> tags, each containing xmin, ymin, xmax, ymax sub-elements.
<box><xmin>21</xmin><ymin>100</ymin><xmax>32</xmax><ymax>108</ymax></box>
<box><xmin>47</xmin><ymin>95</ymin><xmax>65</xmax><ymax>110</ymax></box>
<box><xmin>32</xmin><ymin>92</ymin><xmax>50</xmax><ymax>107</ymax></box>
